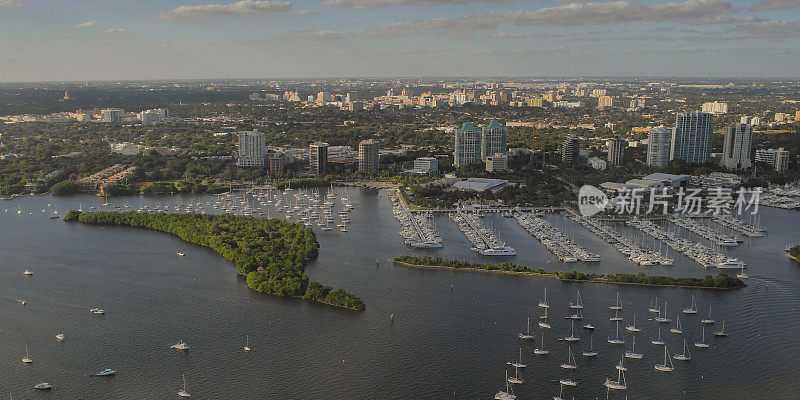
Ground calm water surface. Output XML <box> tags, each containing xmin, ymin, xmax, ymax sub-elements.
<box><xmin>1</xmin><ymin>189</ymin><xmax>799</xmax><ymax>399</ymax></box>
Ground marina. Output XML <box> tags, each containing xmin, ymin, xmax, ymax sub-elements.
<box><xmin>449</xmin><ymin>208</ymin><xmax>516</xmax><ymax>256</ymax></box>
<box><xmin>670</xmin><ymin>216</ymin><xmax>740</xmax><ymax>247</ymax></box>
<box><xmin>711</xmin><ymin>214</ymin><xmax>767</xmax><ymax>237</ymax></box>
<box><xmin>388</xmin><ymin>189</ymin><xmax>443</xmax><ymax>248</ymax></box>
<box><xmin>568</xmin><ymin>214</ymin><xmax>673</xmax><ymax>266</ymax></box>
<box><xmin>513</xmin><ymin>212</ymin><xmax>599</xmax><ymax>263</ymax></box>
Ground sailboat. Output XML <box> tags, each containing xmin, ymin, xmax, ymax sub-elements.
<box><xmin>651</xmin><ymin>327</ymin><xmax>665</xmax><ymax>345</ymax></box>
<box><xmin>518</xmin><ymin>317</ymin><xmax>535</xmax><ymax>340</ymax></box>
<box><xmin>539</xmin><ymin>307</ymin><xmax>551</xmax><ymax>329</ymax></box>
<box><xmin>648</xmin><ymin>297</ymin><xmax>660</xmax><ymax>313</ymax></box>
<box><xmin>654</xmin><ymin>345</ymin><xmax>675</xmax><ymax>372</ymax></box>
<box><xmin>737</xmin><ymin>265</ymin><xmax>749</xmax><ymax>279</ymax></box>
<box><xmin>538</xmin><ymin>288</ymin><xmax>550</xmax><ymax>309</ymax></box>
<box><xmin>683</xmin><ymin>294</ymin><xmax>698</xmax><ymax>314</ymax></box>
<box><xmin>625</xmin><ymin>314</ymin><xmax>640</xmax><ymax>332</ymax></box>
<box><xmin>560</xmin><ymin>346</ymin><xmax>578</xmax><ymax>369</ymax></box>
<box><xmin>695</xmin><ymin>326</ymin><xmax>710</xmax><ymax>348</ymax></box>
<box><xmin>509</xmin><ymin>347</ymin><xmax>527</xmax><ymax>368</ymax></box>
<box><xmin>495</xmin><ymin>371</ymin><xmax>517</xmax><ymax>400</ymax></box>
<box><xmin>701</xmin><ymin>306</ymin><xmax>715</xmax><ymax>324</ymax></box>
<box><xmin>673</xmin><ymin>339</ymin><xmax>692</xmax><ymax>361</ymax></box>
<box><xmin>610</xmin><ymin>292</ymin><xmax>623</xmax><ymax>310</ymax></box>
<box><xmin>604</xmin><ymin>358</ymin><xmax>628</xmax><ymax>390</ymax></box>
<box><xmin>670</xmin><ymin>315</ymin><xmax>683</xmax><ymax>334</ymax></box>
<box><xmin>508</xmin><ymin>364</ymin><xmax>523</xmax><ymax>385</ymax></box>
<box><xmin>564</xmin><ymin>320</ymin><xmax>580</xmax><ymax>342</ymax></box>
<box><xmin>534</xmin><ymin>335</ymin><xmax>549</xmax><ymax>355</ymax></box>
<box><xmin>178</xmin><ymin>374</ymin><xmax>191</xmax><ymax>397</ymax></box>
<box><xmin>714</xmin><ymin>320</ymin><xmax>728</xmax><ymax>337</ymax></box>
<box><xmin>624</xmin><ymin>336</ymin><xmax>643</xmax><ymax>359</ymax></box>
<box><xmin>655</xmin><ymin>302</ymin><xmax>672</xmax><ymax>323</ymax></box>
<box><xmin>569</xmin><ymin>290</ymin><xmax>583</xmax><ymax>309</ymax></box>
<box><xmin>553</xmin><ymin>380</ymin><xmax>569</xmax><ymax>400</ymax></box>
<box><xmin>244</xmin><ymin>334</ymin><xmax>251</xmax><ymax>352</ymax></box>
<box><xmin>22</xmin><ymin>345</ymin><xmax>32</xmax><ymax>363</ymax></box>
<box><xmin>608</xmin><ymin>320</ymin><xmax>624</xmax><ymax>344</ymax></box>
<box><xmin>609</xmin><ymin>309</ymin><xmax>623</xmax><ymax>322</ymax></box>
<box><xmin>582</xmin><ymin>333</ymin><xmax>598</xmax><ymax>357</ymax></box>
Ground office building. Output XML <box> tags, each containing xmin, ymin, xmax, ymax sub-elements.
<box><xmin>670</xmin><ymin>111</ymin><xmax>713</xmax><ymax>165</ymax></box>
<box><xmin>237</xmin><ymin>130</ymin><xmax>266</xmax><ymax>167</ymax></box>
<box><xmin>598</xmin><ymin>96</ymin><xmax>614</xmax><ymax>109</ymax></box>
<box><xmin>138</xmin><ymin>108</ymin><xmax>167</xmax><ymax>125</ymax></box>
<box><xmin>561</xmin><ymin>135</ymin><xmax>580</xmax><ymax>164</ymax></box>
<box><xmin>101</xmin><ymin>108</ymin><xmax>123</xmax><ymax>123</ymax></box>
<box><xmin>721</xmin><ymin>122</ymin><xmax>752</xmax><ymax>170</ymax></box>
<box><xmin>647</xmin><ymin>126</ymin><xmax>672</xmax><ymax>168</ymax></box>
<box><xmin>775</xmin><ymin>148</ymin><xmax>789</xmax><ymax>173</ymax></box>
<box><xmin>413</xmin><ymin>157</ymin><xmax>438</xmax><ymax>174</ymax></box>
<box><xmin>358</xmin><ymin>139</ymin><xmax>379</xmax><ymax>173</ymax></box>
<box><xmin>480</xmin><ymin>120</ymin><xmax>508</xmax><ymax>161</ymax></box>
<box><xmin>316</xmin><ymin>92</ymin><xmax>332</xmax><ymax>104</ymax></box>
<box><xmin>309</xmin><ymin>142</ymin><xmax>328</xmax><ymax>175</ymax></box>
<box><xmin>454</xmin><ymin>122</ymin><xmax>481</xmax><ymax>167</ymax></box>
<box><xmin>485</xmin><ymin>154</ymin><xmax>508</xmax><ymax>172</ymax></box>
<box><xmin>268</xmin><ymin>153</ymin><xmax>286</xmax><ymax>175</ymax></box>
<box><xmin>755</xmin><ymin>148</ymin><xmax>777</xmax><ymax>166</ymax></box>
<box><xmin>606</xmin><ymin>137</ymin><xmax>626</xmax><ymax>166</ymax></box>
<box><xmin>701</xmin><ymin>101</ymin><xmax>728</xmax><ymax>115</ymax></box>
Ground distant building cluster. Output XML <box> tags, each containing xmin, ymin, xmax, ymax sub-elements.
<box><xmin>77</xmin><ymin>164</ymin><xmax>135</xmax><ymax>192</ymax></box>
<box><xmin>0</xmin><ymin>107</ymin><xmax>169</xmax><ymax>124</ymax></box>
<box><xmin>453</xmin><ymin>120</ymin><xmax>508</xmax><ymax>170</ymax></box>
<box><xmin>110</xmin><ymin>142</ymin><xmax>176</xmax><ymax>156</ymax></box>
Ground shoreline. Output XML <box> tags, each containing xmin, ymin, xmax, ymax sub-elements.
<box><xmin>393</xmin><ymin>261</ymin><xmax>745</xmax><ymax>290</ymax></box>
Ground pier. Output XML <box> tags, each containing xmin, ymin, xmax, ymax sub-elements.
<box><xmin>449</xmin><ymin>209</ymin><xmax>516</xmax><ymax>256</ymax></box>
<box><xmin>514</xmin><ymin>212</ymin><xmax>599</xmax><ymax>262</ymax></box>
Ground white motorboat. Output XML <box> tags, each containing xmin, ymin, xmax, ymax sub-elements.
<box><xmin>96</xmin><ymin>368</ymin><xmax>116</xmax><ymax>376</ymax></box>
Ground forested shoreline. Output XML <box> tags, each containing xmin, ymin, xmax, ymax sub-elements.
<box><xmin>394</xmin><ymin>255</ymin><xmax>745</xmax><ymax>289</ymax></box>
<box><xmin>65</xmin><ymin>210</ymin><xmax>365</xmax><ymax>310</ymax></box>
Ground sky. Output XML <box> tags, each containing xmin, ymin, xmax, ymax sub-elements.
<box><xmin>1</xmin><ymin>0</ymin><xmax>800</xmax><ymax>81</ymax></box>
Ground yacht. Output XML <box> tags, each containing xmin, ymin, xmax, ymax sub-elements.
<box><xmin>494</xmin><ymin>371</ymin><xmax>516</xmax><ymax>400</ymax></box>
<box><xmin>559</xmin><ymin>346</ymin><xmax>577</xmax><ymax>369</ymax></box>
<box><xmin>563</xmin><ymin>320</ymin><xmax>580</xmax><ymax>342</ymax></box>
<box><xmin>569</xmin><ymin>290</ymin><xmax>583</xmax><ymax>310</ymax></box>
<box><xmin>655</xmin><ymin>302</ymin><xmax>672</xmax><ymax>323</ymax></box>
<box><xmin>670</xmin><ymin>315</ymin><xmax>683</xmax><ymax>334</ymax></box>
<box><xmin>170</xmin><ymin>341</ymin><xmax>190</xmax><ymax>350</ymax></box>
<box><xmin>682</xmin><ymin>295</ymin><xmax>698</xmax><ymax>314</ymax></box>
<box><xmin>33</xmin><ymin>383</ymin><xmax>53</xmax><ymax>390</ymax></box>
<box><xmin>714</xmin><ymin>320</ymin><xmax>728</xmax><ymax>337</ymax></box>
<box><xmin>176</xmin><ymin>252</ymin><xmax>186</xmax><ymax>257</ymax></box>
<box><xmin>508</xmin><ymin>365</ymin><xmax>523</xmax><ymax>385</ymax></box>
<box><xmin>518</xmin><ymin>317</ymin><xmax>534</xmax><ymax>340</ymax></box>
<box><xmin>624</xmin><ymin>337</ymin><xmax>643</xmax><ymax>359</ymax></box>
<box><xmin>651</xmin><ymin>327</ymin><xmax>665</xmax><ymax>345</ymax></box>
<box><xmin>604</xmin><ymin>359</ymin><xmax>628</xmax><ymax>390</ymax></box>
<box><xmin>717</xmin><ymin>258</ymin><xmax>745</xmax><ymax>269</ymax></box>
<box><xmin>695</xmin><ymin>326</ymin><xmax>710</xmax><ymax>348</ymax></box>
<box><xmin>90</xmin><ymin>308</ymin><xmax>105</xmax><ymax>315</ymax></box>
<box><xmin>55</xmin><ymin>333</ymin><xmax>65</xmax><ymax>341</ymax></box>
<box><xmin>559</xmin><ymin>378</ymin><xmax>577</xmax><ymax>387</ymax></box>
<box><xmin>625</xmin><ymin>314</ymin><xmax>640</xmax><ymax>332</ymax></box>
<box><xmin>701</xmin><ymin>306</ymin><xmax>715</xmax><ymax>324</ymax></box>
<box><xmin>23</xmin><ymin>269</ymin><xmax>33</xmax><ymax>276</ymax></box>
<box><xmin>673</xmin><ymin>339</ymin><xmax>692</xmax><ymax>361</ymax></box>
<box><xmin>538</xmin><ymin>288</ymin><xmax>550</xmax><ymax>309</ymax></box>
<box><xmin>96</xmin><ymin>368</ymin><xmax>116</xmax><ymax>376</ymax></box>
<box><xmin>22</xmin><ymin>345</ymin><xmax>32</xmax><ymax>363</ymax></box>
<box><xmin>534</xmin><ymin>335</ymin><xmax>549</xmax><ymax>355</ymax></box>
<box><xmin>244</xmin><ymin>334</ymin><xmax>251</xmax><ymax>352</ymax></box>
<box><xmin>648</xmin><ymin>297</ymin><xmax>659</xmax><ymax>313</ymax></box>
<box><xmin>654</xmin><ymin>346</ymin><xmax>675</xmax><ymax>372</ymax></box>
<box><xmin>582</xmin><ymin>333</ymin><xmax>598</xmax><ymax>357</ymax></box>
<box><xmin>509</xmin><ymin>348</ymin><xmax>527</xmax><ymax>368</ymax></box>
<box><xmin>608</xmin><ymin>321</ymin><xmax>624</xmax><ymax>344</ymax></box>
<box><xmin>610</xmin><ymin>292</ymin><xmax>623</xmax><ymax>311</ymax></box>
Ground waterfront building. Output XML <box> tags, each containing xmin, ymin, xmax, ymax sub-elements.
<box><xmin>670</xmin><ymin>111</ymin><xmax>713</xmax><ymax>164</ymax></box>
<box><xmin>358</xmin><ymin>139</ymin><xmax>379</xmax><ymax>173</ymax></box>
<box><xmin>775</xmin><ymin>148</ymin><xmax>790</xmax><ymax>173</ymax></box>
<box><xmin>309</xmin><ymin>142</ymin><xmax>328</xmax><ymax>175</ymax></box>
<box><xmin>454</xmin><ymin>122</ymin><xmax>481</xmax><ymax>167</ymax></box>
<box><xmin>721</xmin><ymin>122</ymin><xmax>752</xmax><ymax>170</ymax></box>
<box><xmin>647</xmin><ymin>126</ymin><xmax>671</xmax><ymax>168</ymax></box>
<box><xmin>606</xmin><ymin>137</ymin><xmax>626</xmax><ymax>166</ymax></box>
<box><xmin>561</xmin><ymin>135</ymin><xmax>580</xmax><ymax>164</ymax></box>
<box><xmin>237</xmin><ymin>130</ymin><xmax>266</xmax><ymax>167</ymax></box>
<box><xmin>480</xmin><ymin>120</ymin><xmax>508</xmax><ymax>161</ymax></box>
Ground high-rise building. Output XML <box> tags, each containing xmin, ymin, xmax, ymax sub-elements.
<box><xmin>101</xmin><ymin>108</ymin><xmax>123</xmax><ymax>123</ymax></box>
<box><xmin>268</xmin><ymin>153</ymin><xmax>286</xmax><ymax>175</ymax></box>
<box><xmin>646</xmin><ymin>126</ymin><xmax>672</xmax><ymax>168</ymax></box>
<box><xmin>591</xmin><ymin>89</ymin><xmax>607</xmax><ymax>97</ymax></box>
<box><xmin>720</xmin><ymin>122</ymin><xmax>752</xmax><ymax>170</ymax></box>
<box><xmin>358</xmin><ymin>139</ymin><xmax>379</xmax><ymax>173</ymax></box>
<box><xmin>316</xmin><ymin>92</ymin><xmax>332</xmax><ymax>104</ymax></box>
<box><xmin>138</xmin><ymin>108</ymin><xmax>167</xmax><ymax>125</ymax></box>
<box><xmin>606</xmin><ymin>137</ymin><xmax>626</xmax><ymax>166</ymax></box>
<box><xmin>701</xmin><ymin>101</ymin><xmax>728</xmax><ymax>115</ymax></box>
<box><xmin>454</xmin><ymin>122</ymin><xmax>481</xmax><ymax>167</ymax></box>
<box><xmin>237</xmin><ymin>130</ymin><xmax>266</xmax><ymax>167</ymax></box>
<box><xmin>755</xmin><ymin>149</ymin><xmax>777</xmax><ymax>166</ymax></box>
<box><xmin>775</xmin><ymin>148</ymin><xmax>790</xmax><ymax>173</ymax></box>
<box><xmin>309</xmin><ymin>142</ymin><xmax>328</xmax><ymax>175</ymax></box>
<box><xmin>480</xmin><ymin>120</ymin><xmax>508</xmax><ymax>161</ymax></box>
<box><xmin>630</xmin><ymin>99</ymin><xmax>646</xmax><ymax>109</ymax></box>
<box><xmin>561</xmin><ymin>135</ymin><xmax>580</xmax><ymax>164</ymax></box>
<box><xmin>670</xmin><ymin>111</ymin><xmax>713</xmax><ymax>165</ymax></box>
<box><xmin>485</xmin><ymin>154</ymin><xmax>508</xmax><ymax>172</ymax></box>
<box><xmin>598</xmin><ymin>96</ymin><xmax>614</xmax><ymax>109</ymax></box>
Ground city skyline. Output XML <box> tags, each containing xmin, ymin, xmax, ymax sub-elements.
<box><xmin>2</xmin><ymin>0</ymin><xmax>800</xmax><ymax>81</ymax></box>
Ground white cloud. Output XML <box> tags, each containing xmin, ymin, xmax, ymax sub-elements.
<box><xmin>750</xmin><ymin>0</ymin><xmax>800</xmax><ymax>11</ymax></box>
<box><xmin>323</xmin><ymin>0</ymin><xmax>512</xmax><ymax>10</ymax></box>
<box><xmin>358</xmin><ymin>0</ymin><xmax>738</xmax><ymax>37</ymax></box>
<box><xmin>158</xmin><ymin>0</ymin><xmax>291</xmax><ymax>22</ymax></box>
<box><xmin>246</xmin><ymin>30</ymin><xmax>346</xmax><ymax>43</ymax></box>
<box><xmin>740</xmin><ymin>19</ymin><xmax>800</xmax><ymax>38</ymax></box>
<box><xmin>0</xmin><ymin>0</ymin><xmax>23</xmax><ymax>7</ymax></box>
<box><xmin>490</xmin><ymin>32</ymin><xmax>528</xmax><ymax>39</ymax></box>
<box><xmin>104</xmin><ymin>28</ymin><xmax>128</xmax><ymax>34</ymax></box>
<box><xmin>75</xmin><ymin>21</ymin><xmax>96</xmax><ymax>29</ymax></box>
<box><xmin>290</xmin><ymin>9</ymin><xmax>319</xmax><ymax>15</ymax></box>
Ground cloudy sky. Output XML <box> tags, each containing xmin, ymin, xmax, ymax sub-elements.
<box><xmin>1</xmin><ymin>0</ymin><xmax>799</xmax><ymax>81</ymax></box>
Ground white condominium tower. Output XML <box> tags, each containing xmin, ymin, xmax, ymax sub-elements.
<box><xmin>721</xmin><ymin>122</ymin><xmax>752</xmax><ymax>170</ymax></box>
<box><xmin>606</xmin><ymin>137</ymin><xmax>626</xmax><ymax>166</ymax></box>
<box><xmin>670</xmin><ymin>111</ymin><xmax>713</xmax><ymax>165</ymax></box>
<box><xmin>358</xmin><ymin>139</ymin><xmax>379</xmax><ymax>173</ymax></box>
<box><xmin>480</xmin><ymin>120</ymin><xmax>508</xmax><ymax>161</ymax></box>
<box><xmin>647</xmin><ymin>126</ymin><xmax>671</xmax><ymax>168</ymax></box>
<box><xmin>454</xmin><ymin>122</ymin><xmax>481</xmax><ymax>167</ymax></box>
<box><xmin>237</xmin><ymin>130</ymin><xmax>266</xmax><ymax>167</ymax></box>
